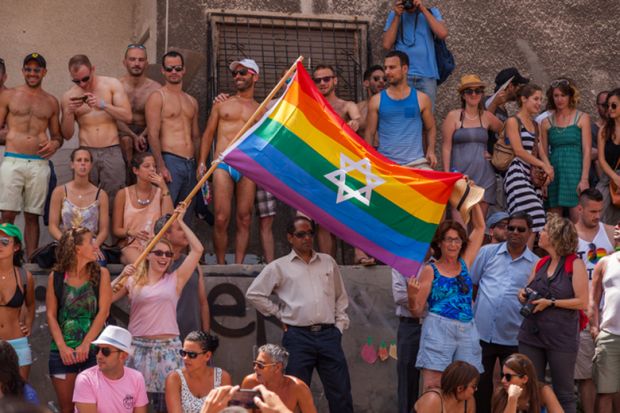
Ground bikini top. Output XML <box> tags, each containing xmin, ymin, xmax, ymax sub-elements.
<box><xmin>0</xmin><ymin>267</ymin><xmax>26</xmax><ymax>308</ymax></box>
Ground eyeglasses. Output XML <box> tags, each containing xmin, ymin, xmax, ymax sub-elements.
<box><xmin>163</xmin><ymin>65</ymin><xmax>183</xmax><ymax>73</ymax></box>
<box><xmin>253</xmin><ymin>361</ymin><xmax>277</xmax><ymax>369</ymax></box>
<box><xmin>179</xmin><ymin>349</ymin><xmax>207</xmax><ymax>359</ymax></box>
<box><xmin>293</xmin><ymin>231</ymin><xmax>314</xmax><ymax>239</ymax></box>
<box><xmin>372</xmin><ymin>76</ymin><xmax>386</xmax><ymax>82</ymax></box>
<box><xmin>443</xmin><ymin>237</ymin><xmax>463</xmax><ymax>245</ymax></box>
<box><xmin>0</xmin><ymin>237</ymin><xmax>11</xmax><ymax>246</ymax></box>
<box><xmin>150</xmin><ymin>250</ymin><xmax>174</xmax><ymax>258</ymax></box>
<box><xmin>23</xmin><ymin>67</ymin><xmax>43</xmax><ymax>74</ymax></box>
<box><xmin>611</xmin><ymin>103</ymin><xmax>618</xmax><ymax>111</ymax></box>
<box><xmin>507</xmin><ymin>225</ymin><xmax>528</xmax><ymax>233</ymax></box>
<box><xmin>550</xmin><ymin>79</ymin><xmax>570</xmax><ymax>88</ymax></box>
<box><xmin>463</xmin><ymin>88</ymin><xmax>484</xmax><ymax>96</ymax></box>
<box><xmin>127</xmin><ymin>43</ymin><xmax>146</xmax><ymax>50</ymax></box>
<box><xmin>313</xmin><ymin>76</ymin><xmax>334</xmax><ymax>84</ymax></box>
<box><xmin>231</xmin><ymin>68</ymin><xmax>255</xmax><ymax>77</ymax></box>
<box><xmin>501</xmin><ymin>372</ymin><xmax>524</xmax><ymax>382</ymax></box>
<box><xmin>95</xmin><ymin>346</ymin><xmax>121</xmax><ymax>357</ymax></box>
<box><xmin>71</xmin><ymin>75</ymin><xmax>91</xmax><ymax>85</ymax></box>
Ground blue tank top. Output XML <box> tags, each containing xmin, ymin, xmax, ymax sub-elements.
<box><xmin>427</xmin><ymin>258</ymin><xmax>474</xmax><ymax>322</ymax></box>
<box><xmin>377</xmin><ymin>88</ymin><xmax>423</xmax><ymax>165</ymax></box>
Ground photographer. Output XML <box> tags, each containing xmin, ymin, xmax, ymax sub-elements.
<box><xmin>382</xmin><ymin>0</ymin><xmax>448</xmax><ymax>108</ymax></box>
<box><xmin>517</xmin><ymin>213</ymin><xmax>589</xmax><ymax>413</ymax></box>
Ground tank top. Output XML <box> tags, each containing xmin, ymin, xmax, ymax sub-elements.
<box><xmin>123</xmin><ymin>186</ymin><xmax>162</xmax><ymax>249</ymax></box>
<box><xmin>518</xmin><ymin>255</ymin><xmax>580</xmax><ymax>352</ymax></box>
<box><xmin>377</xmin><ymin>88</ymin><xmax>423</xmax><ymax>165</ymax></box>
<box><xmin>600</xmin><ymin>253</ymin><xmax>620</xmax><ymax>335</ymax></box>
<box><xmin>177</xmin><ymin>368</ymin><xmax>222</xmax><ymax>413</ymax></box>
<box><xmin>61</xmin><ymin>186</ymin><xmax>101</xmax><ymax>234</ymax></box>
<box><xmin>604</xmin><ymin>137</ymin><xmax>620</xmax><ymax>170</ymax></box>
<box><xmin>577</xmin><ymin>223</ymin><xmax>614</xmax><ymax>282</ymax></box>
<box><xmin>427</xmin><ymin>258</ymin><xmax>474</xmax><ymax>322</ymax></box>
<box><xmin>127</xmin><ymin>271</ymin><xmax>180</xmax><ymax>337</ymax></box>
<box><xmin>51</xmin><ymin>277</ymin><xmax>98</xmax><ymax>350</ymax></box>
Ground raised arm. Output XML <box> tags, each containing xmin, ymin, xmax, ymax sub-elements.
<box><xmin>174</xmin><ymin>205</ymin><xmax>205</xmax><ymax>293</ymax></box>
<box><xmin>382</xmin><ymin>6</ymin><xmax>403</xmax><ymax>51</ymax></box>
<box><xmin>462</xmin><ymin>203</ymin><xmax>485</xmax><ymax>268</ymax></box>
<box><xmin>419</xmin><ymin>3</ymin><xmax>448</xmax><ymax>39</ymax></box>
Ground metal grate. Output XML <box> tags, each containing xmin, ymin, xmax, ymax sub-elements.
<box><xmin>206</xmin><ymin>12</ymin><xmax>370</xmax><ymax>104</ymax></box>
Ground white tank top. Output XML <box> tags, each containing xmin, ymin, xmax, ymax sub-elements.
<box><xmin>601</xmin><ymin>253</ymin><xmax>620</xmax><ymax>335</ymax></box>
<box><xmin>577</xmin><ymin>223</ymin><xmax>614</xmax><ymax>283</ymax></box>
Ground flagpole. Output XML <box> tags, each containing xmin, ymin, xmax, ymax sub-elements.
<box><xmin>113</xmin><ymin>55</ymin><xmax>304</xmax><ymax>292</ymax></box>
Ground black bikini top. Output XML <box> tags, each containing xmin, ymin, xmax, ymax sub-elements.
<box><xmin>0</xmin><ymin>267</ymin><xmax>26</xmax><ymax>308</ymax></box>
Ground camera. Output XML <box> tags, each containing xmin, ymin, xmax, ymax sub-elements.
<box><xmin>402</xmin><ymin>0</ymin><xmax>416</xmax><ymax>10</ymax></box>
<box><xmin>520</xmin><ymin>288</ymin><xmax>542</xmax><ymax>317</ymax></box>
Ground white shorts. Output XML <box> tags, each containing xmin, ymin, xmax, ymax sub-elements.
<box><xmin>0</xmin><ymin>153</ymin><xmax>50</xmax><ymax>215</ymax></box>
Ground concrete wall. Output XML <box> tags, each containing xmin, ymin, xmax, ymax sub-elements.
<box><xmin>27</xmin><ymin>265</ymin><xmax>398</xmax><ymax>413</ymax></box>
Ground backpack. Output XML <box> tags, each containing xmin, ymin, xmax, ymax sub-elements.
<box><xmin>433</xmin><ymin>34</ymin><xmax>455</xmax><ymax>86</ymax></box>
<box><xmin>53</xmin><ymin>270</ymin><xmax>114</xmax><ymax>325</ymax></box>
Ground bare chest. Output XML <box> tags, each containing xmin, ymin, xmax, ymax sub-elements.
<box><xmin>9</xmin><ymin>94</ymin><xmax>53</xmax><ymax>120</ymax></box>
<box><xmin>161</xmin><ymin>93</ymin><xmax>194</xmax><ymax>120</ymax></box>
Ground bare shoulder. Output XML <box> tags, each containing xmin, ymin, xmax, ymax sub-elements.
<box><xmin>288</xmin><ymin>375</ymin><xmax>311</xmax><ymax>392</ymax></box>
<box><xmin>241</xmin><ymin>373</ymin><xmax>259</xmax><ymax>388</ymax></box>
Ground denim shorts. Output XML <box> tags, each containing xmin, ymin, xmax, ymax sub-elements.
<box><xmin>416</xmin><ymin>312</ymin><xmax>483</xmax><ymax>373</ymax></box>
<box><xmin>8</xmin><ymin>337</ymin><xmax>32</xmax><ymax>366</ymax></box>
<box><xmin>48</xmin><ymin>349</ymin><xmax>96</xmax><ymax>376</ymax></box>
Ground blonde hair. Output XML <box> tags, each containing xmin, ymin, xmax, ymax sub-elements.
<box><xmin>131</xmin><ymin>238</ymin><xmax>174</xmax><ymax>289</ymax></box>
<box><xmin>545</xmin><ymin>213</ymin><xmax>578</xmax><ymax>256</ymax></box>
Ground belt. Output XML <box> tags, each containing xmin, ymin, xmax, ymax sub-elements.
<box><xmin>162</xmin><ymin>151</ymin><xmax>195</xmax><ymax>161</ymax></box>
<box><xmin>399</xmin><ymin>316</ymin><xmax>420</xmax><ymax>324</ymax></box>
<box><xmin>291</xmin><ymin>324</ymin><xmax>335</xmax><ymax>332</ymax></box>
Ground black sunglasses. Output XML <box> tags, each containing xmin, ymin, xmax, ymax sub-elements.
<box><xmin>293</xmin><ymin>231</ymin><xmax>314</xmax><ymax>239</ymax></box>
<box><xmin>611</xmin><ymin>103</ymin><xmax>618</xmax><ymax>111</ymax></box>
<box><xmin>179</xmin><ymin>349</ymin><xmax>207</xmax><ymax>359</ymax></box>
<box><xmin>507</xmin><ymin>225</ymin><xmax>528</xmax><ymax>233</ymax></box>
<box><xmin>253</xmin><ymin>361</ymin><xmax>277</xmax><ymax>369</ymax></box>
<box><xmin>463</xmin><ymin>88</ymin><xmax>484</xmax><ymax>96</ymax></box>
<box><xmin>163</xmin><ymin>65</ymin><xmax>183</xmax><ymax>73</ymax></box>
<box><xmin>551</xmin><ymin>79</ymin><xmax>570</xmax><ymax>88</ymax></box>
<box><xmin>231</xmin><ymin>68</ymin><xmax>252</xmax><ymax>77</ymax></box>
<box><xmin>502</xmin><ymin>372</ymin><xmax>524</xmax><ymax>382</ymax></box>
<box><xmin>456</xmin><ymin>274</ymin><xmax>470</xmax><ymax>294</ymax></box>
<box><xmin>71</xmin><ymin>75</ymin><xmax>90</xmax><ymax>85</ymax></box>
<box><xmin>95</xmin><ymin>346</ymin><xmax>121</xmax><ymax>357</ymax></box>
<box><xmin>151</xmin><ymin>250</ymin><xmax>174</xmax><ymax>258</ymax></box>
<box><xmin>313</xmin><ymin>76</ymin><xmax>334</xmax><ymax>84</ymax></box>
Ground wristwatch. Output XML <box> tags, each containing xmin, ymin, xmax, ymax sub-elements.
<box><xmin>550</xmin><ymin>298</ymin><xmax>556</xmax><ymax>307</ymax></box>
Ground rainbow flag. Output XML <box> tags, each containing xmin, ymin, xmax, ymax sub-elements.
<box><xmin>221</xmin><ymin>62</ymin><xmax>462</xmax><ymax>276</ymax></box>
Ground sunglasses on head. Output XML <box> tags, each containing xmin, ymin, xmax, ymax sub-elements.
<box><xmin>23</xmin><ymin>67</ymin><xmax>43</xmax><ymax>74</ymax></box>
<box><xmin>313</xmin><ymin>76</ymin><xmax>334</xmax><ymax>84</ymax></box>
<box><xmin>71</xmin><ymin>75</ymin><xmax>90</xmax><ymax>85</ymax></box>
<box><xmin>293</xmin><ymin>231</ymin><xmax>314</xmax><ymax>239</ymax></box>
<box><xmin>253</xmin><ymin>360</ymin><xmax>277</xmax><ymax>369</ymax></box>
<box><xmin>0</xmin><ymin>237</ymin><xmax>12</xmax><ymax>247</ymax></box>
<box><xmin>463</xmin><ymin>88</ymin><xmax>484</xmax><ymax>96</ymax></box>
<box><xmin>127</xmin><ymin>43</ymin><xmax>146</xmax><ymax>50</ymax></box>
<box><xmin>163</xmin><ymin>65</ymin><xmax>183</xmax><ymax>73</ymax></box>
<box><xmin>95</xmin><ymin>346</ymin><xmax>121</xmax><ymax>357</ymax></box>
<box><xmin>502</xmin><ymin>372</ymin><xmax>524</xmax><ymax>381</ymax></box>
<box><xmin>550</xmin><ymin>79</ymin><xmax>570</xmax><ymax>88</ymax></box>
<box><xmin>151</xmin><ymin>250</ymin><xmax>173</xmax><ymax>258</ymax></box>
<box><xmin>179</xmin><ymin>349</ymin><xmax>207</xmax><ymax>359</ymax></box>
<box><xmin>507</xmin><ymin>225</ymin><xmax>528</xmax><ymax>233</ymax></box>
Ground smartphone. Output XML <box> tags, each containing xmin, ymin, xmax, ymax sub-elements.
<box><xmin>228</xmin><ymin>389</ymin><xmax>260</xmax><ymax>408</ymax></box>
<box><xmin>70</xmin><ymin>95</ymin><xmax>87</xmax><ymax>102</ymax></box>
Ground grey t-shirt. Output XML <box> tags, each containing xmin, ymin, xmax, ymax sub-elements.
<box><xmin>170</xmin><ymin>254</ymin><xmax>202</xmax><ymax>341</ymax></box>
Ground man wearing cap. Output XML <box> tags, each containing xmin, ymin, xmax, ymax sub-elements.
<box><xmin>73</xmin><ymin>325</ymin><xmax>148</xmax><ymax>413</ymax></box>
<box><xmin>485</xmin><ymin>67</ymin><xmax>529</xmax><ymax>123</ymax></box>
<box><xmin>471</xmin><ymin>212</ymin><xmax>537</xmax><ymax>413</ymax></box>
<box><xmin>0</xmin><ymin>53</ymin><xmax>63</xmax><ymax>256</ymax></box>
<box><xmin>198</xmin><ymin>58</ymin><xmax>260</xmax><ymax>264</ymax></box>
<box><xmin>118</xmin><ymin>44</ymin><xmax>161</xmax><ymax>168</ymax></box>
<box><xmin>145</xmin><ymin>51</ymin><xmax>199</xmax><ymax>215</ymax></box>
<box><xmin>486</xmin><ymin>211</ymin><xmax>510</xmax><ymax>244</ymax></box>
<box><xmin>61</xmin><ymin>54</ymin><xmax>132</xmax><ymax>207</ymax></box>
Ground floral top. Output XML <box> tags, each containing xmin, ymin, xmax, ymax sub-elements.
<box><xmin>51</xmin><ymin>279</ymin><xmax>97</xmax><ymax>350</ymax></box>
<box><xmin>427</xmin><ymin>257</ymin><xmax>474</xmax><ymax>322</ymax></box>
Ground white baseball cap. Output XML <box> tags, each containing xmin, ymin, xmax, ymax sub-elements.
<box><xmin>229</xmin><ymin>58</ymin><xmax>259</xmax><ymax>75</ymax></box>
<box><xmin>92</xmin><ymin>325</ymin><xmax>134</xmax><ymax>355</ymax></box>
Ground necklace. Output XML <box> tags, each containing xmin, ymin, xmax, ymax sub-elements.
<box><xmin>464</xmin><ymin>111</ymin><xmax>479</xmax><ymax>121</ymax></box>
<box><xmin>0</xmin><ymin>268</ymin><xmax>13</xmax><ymax>281</ymax></box>
<box><xmin>135</xmin><ymin>186</ymin><xmax>153</xmax><ymax>206</ymax></box>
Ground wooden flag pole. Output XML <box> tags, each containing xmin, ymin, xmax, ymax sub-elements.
<box><xmin>113</xmin><ymin>56</ymin><xmax>304</xmax><ymax>292</ymax></box>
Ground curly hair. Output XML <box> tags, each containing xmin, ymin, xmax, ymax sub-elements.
<box><xmin>430</xmin><ymin>220</ymin><xmax>468</xmax><ymax>260</ymax></box>
<box><xmin>53</xmin><ymin>227</ymin><xmax>100</xmax><ymax>287</ymax></box>
<box><xmin>492</xmin><ymin>353</ymin><xmax>541</xmax><ymax>413</ymax></box>
<box><xmin>544</xmin><ymin>213</ymin><xmax>578</xmax><ymax>256</ymax></box>
<box><xmin>185</xmin><ymin>330</ymin><xmax>220</xmax><ymax>354</ymax></box>
<box><xmin>130</xmin><ymin>238</ymin><xmax>174</xmax><ymax>289</ymax></box>
<box><xmin>0</xmin><ymin>341</ymin><xmax>25</xmax><ymax>398</ymax></box>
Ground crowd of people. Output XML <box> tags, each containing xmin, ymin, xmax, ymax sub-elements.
<box><xmin>1</xmin><ymin>0</ymin><xmax>620</xmax><ymax>412</ymax></box>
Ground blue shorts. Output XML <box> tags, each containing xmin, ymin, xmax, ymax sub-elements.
<box><xmin>8</xmin><ymin>337</ymin><xmax>32</xmax><ymax>366</ymax></box>
<box><xmin>48</xmin><ymin>349</ymin><xmax>96</xmax><ymax>376</ymax></box>
<box><xmin>217</xmin><ymin>161</ymin><xmax>242</xmax><ymax>183</ymax></box>
<box><xmin>416</xmin><ymin>312</ymin><xmax>483</xmax><ymax>373</ymax></box>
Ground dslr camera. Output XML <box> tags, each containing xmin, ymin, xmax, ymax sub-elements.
<box><xmin>520</xmin><ymin>288</ymin><xmax>543</xmax><ymax>317</ymax></box>
<box><xmin>402</xmin><ymin>0</ymin><xmax>416</xmax><ymax>10</ymax></box>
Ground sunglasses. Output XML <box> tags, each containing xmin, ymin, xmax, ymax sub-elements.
<box><xmin>151</xmin><ymin>250</ymin><xmax>174</xmax><ymax>258</ymax></box>
<box><xmin>550</xmin><ymin>79</ymin><xmax>570</xmax><ymax>88</ymax></box>
<box><xmin>502</xmin><ymin>372</ymin><xmax>524</xmax><ymax>382</ymax></box>
<box><xmin>253</xmin><ymin>361</ymin><xmax>277</xmax><ymax>369</ymax></box>
<box><xmin>0</xmin><ymin>237</ymin><xmax>12</xmax><ymax>247</ymax></box>
<box><xmin>463</xmin><ymin>88</ymin><xmax>484</xmax><ymax>96</ymax></box>
<box><xmin>179</xmin><ymin>349</ymin><xmax>207</xmax><ymax>359</ymax></box>
<box><xmin>23</xmin><ymin>67</ymin><xmax>43</xmax><ymax>74</ymax></box>
<box><xmin>611</xmin><ymin>102</ymin><xmax>618</xmax><ymax>111</ymax></box>
<box><xmin>127</xmin><ymin>43</ymin><xmax>146</xmax><ymax>50</ymax></box>
<box><xmin>313</xmin><ymin>76</ymin><xmax>334</xmax><ymax>84</ymax></box>
<box><xmin>95</xmin><ymin>346</ymin><xmax>121</xmax><ymax>357</ymax></box>
<box><xmin>456</xmin><ymin>274</ymin><xmax>470</xmax><ymax>294</ymax></box>
<box><xmin>231</xmin><ymin>68</ymin><xmax>255</xmax><ymax>77</ymax></box>
<box><xmin>164</xmin><ymin>65</ymin><xmax>183</xmax><ymax>73</ymax></box>
<box><xmin>71</xmin><ymin>75</ymin><xmax>91</xmax><ymax>85</ymax></box>
<box><xmin>507</xmin><ymin>225</ymin><xmax>528</xmax><ymax>233</ymax></box>
<box><xmin>293</xmin><ymin>231</ymin><xmax>314</xmax><ymax>239</ymax></box>
<box><xmin>372</xmin><ymin>76</ymin><xmax>386</xmax><ymax>82</ymax></box>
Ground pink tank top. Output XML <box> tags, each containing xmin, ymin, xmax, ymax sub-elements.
<box><xmin>123</xmin><ymin>187</ymin><xmax>162</xmax><ymax>250</ymax></box>
<box><xmin>127</xmin><ymin>271</ymin><xmax>180</xmax><ymax>337</ymax></box>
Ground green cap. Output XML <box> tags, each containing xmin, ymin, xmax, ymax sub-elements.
<box><xmin>0</xmin><ymin>223</ymin><xmax>23</xmax><ymax>243</ymax></box>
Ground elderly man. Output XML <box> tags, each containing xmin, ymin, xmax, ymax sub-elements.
<box><xmin>73</xmin><ymin>325</ymin><xmax>148</xmax><ymax>413</ymax></box>
<box><xmin>241</xmin><ymin>344</ymin><xmax>316</xmax><ymax>413</ymax></box>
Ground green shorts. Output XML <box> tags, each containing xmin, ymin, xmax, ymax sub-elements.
<box><xmin>593</xmin><ymin>329</ymin><xmax>620</xmax><ymax>393</ymax></box>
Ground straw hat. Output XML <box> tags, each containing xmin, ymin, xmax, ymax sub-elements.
<box><xmin>449</xmin><ymin>178</ymin><xmax>485</xmax><ymax>224</ymax></box>
<box><xmin>458</xmin><ymin>74</ymin><xmax>486</xmax><ymax>93</ymax></box>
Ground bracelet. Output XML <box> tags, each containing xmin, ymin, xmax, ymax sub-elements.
<box><xmin>99</xmin><ymin>99</ymin><xmax>106</xmax><ymax>110</ymax></box>
<box><xmin>162</xmin><ymin>191</ymin><xmax>170</xmax><ymax>197</ymax></box>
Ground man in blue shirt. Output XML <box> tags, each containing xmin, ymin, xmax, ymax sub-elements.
<box><xmin>382</xmin><ymin>0</ymin><xmax>448</xmax><ymax>109</ymax></box>
<box><xmin>471</xmin><ymin>212</ymin><xmax>538</xmax><ymax>413</ymax></box>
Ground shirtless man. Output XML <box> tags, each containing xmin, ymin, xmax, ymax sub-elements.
<box><xmin>241</xmin><ymin>344</ymin><xmax>317</xmax><ymax>413</ymax></box>
<box><xmin>357</xmin><ymin>64</ymin><xmax>386</xmax><ymax>140</ymax></box>
<box><xmin>0</xmin><ymin>53</ymin><xmax>63</xmax><ymax>256</ymax></box>
<box><xmin>60</xmin><ymin>54</ymin><xmax>132</xmax><ymax>206</ymax></box>
<box><xmin>198</xmin><ymin>58</ymin><xmax>260</xmax><ymax>264</ymax></box>
<box><xmin>118</xmin><ymin>44</ymin><xmax>161</xmax><ymax>166</ymax></box>
<box><xmin>312</xmin><ymin>64</ymin><xmax>362</xmax><ymax>257</ymax></box>
<box><xmin>145</xmin><ymin>51</ymin><xmax>199</xmax><ymax>214</ymax></box>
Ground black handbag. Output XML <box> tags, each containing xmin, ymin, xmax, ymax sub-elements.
<box><xmin>30</xmin><ymin>241</ymin><xmax>58</xmax><ymax>268</ymax></box>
